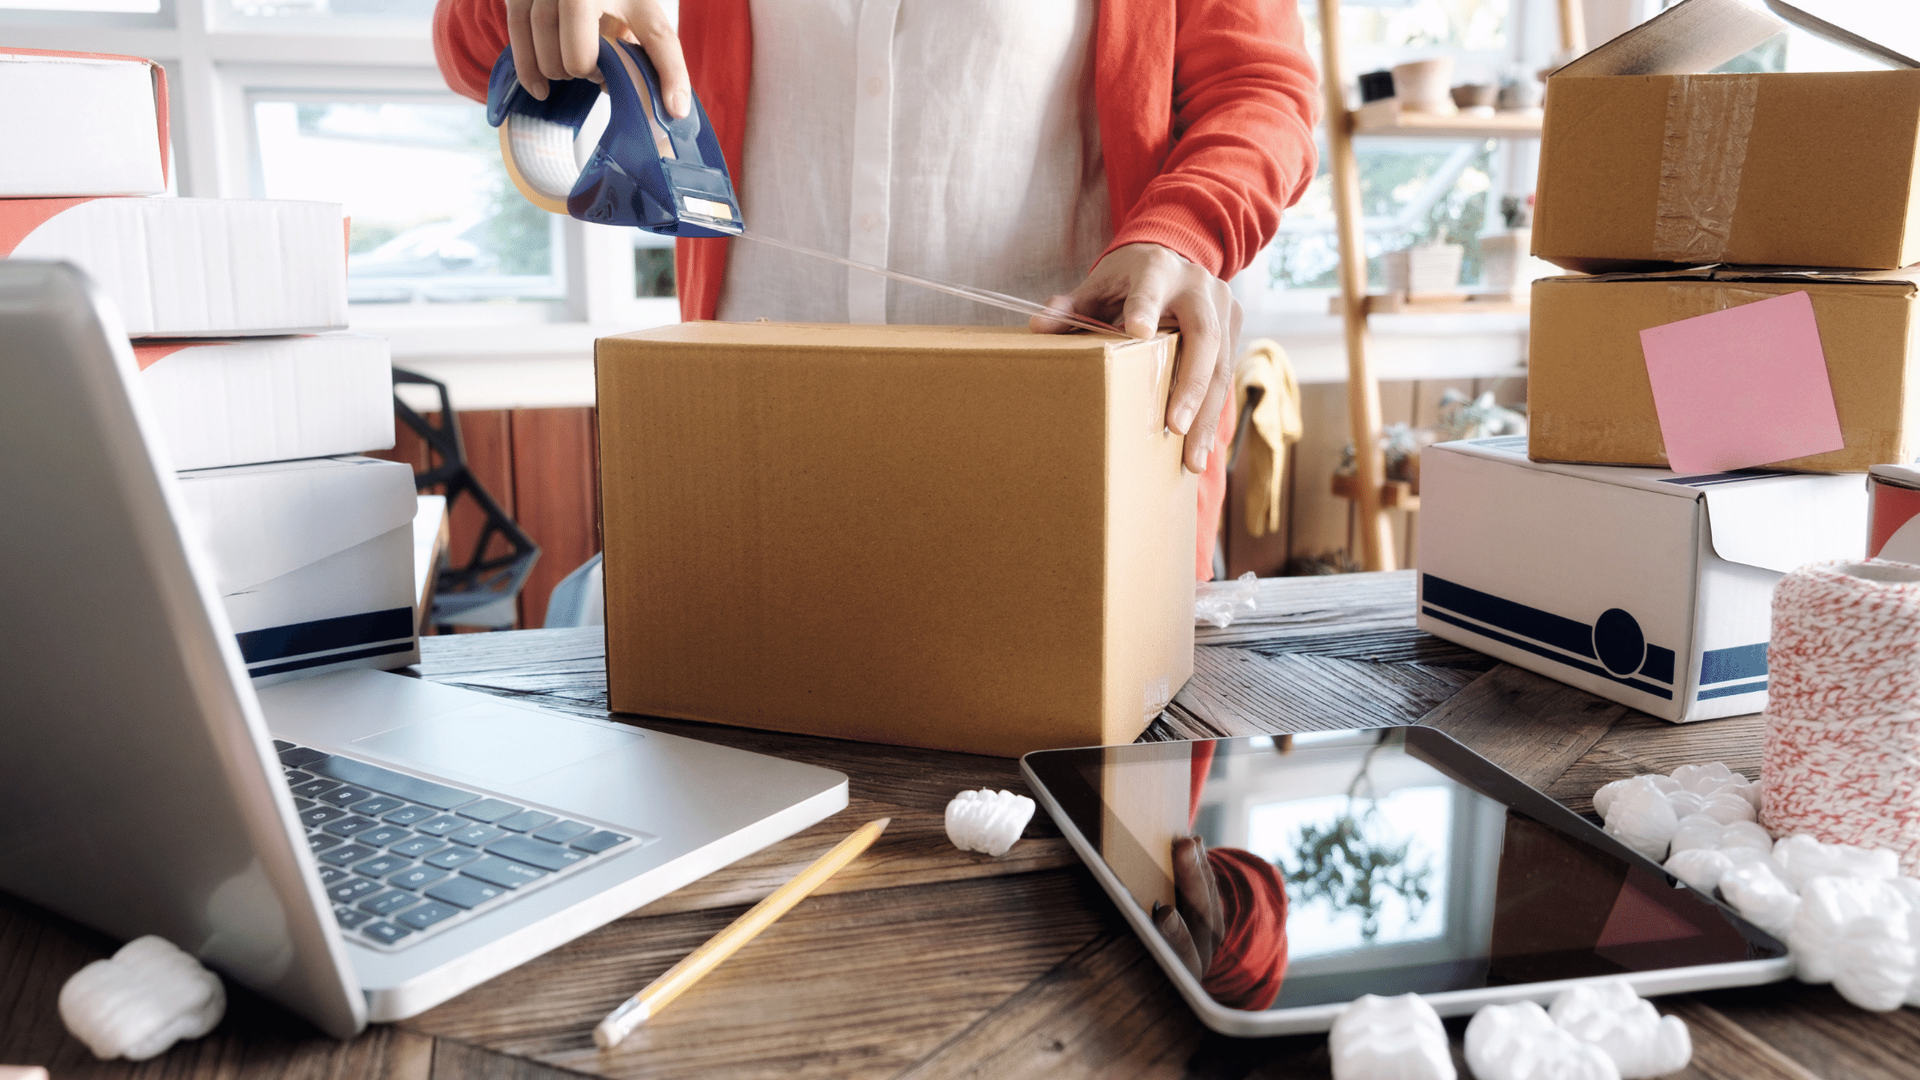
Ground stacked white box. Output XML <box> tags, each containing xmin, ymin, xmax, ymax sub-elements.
<box><xmin>0</xmin><ymin>49</ymin><xmax>169</xmax><ymax>197</ymax></box>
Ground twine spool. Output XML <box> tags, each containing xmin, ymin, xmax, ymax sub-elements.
<box><xmin>1762</xmin><ymin>560</ymin><xmax>1920</xmax><ymax>872</ymax></box>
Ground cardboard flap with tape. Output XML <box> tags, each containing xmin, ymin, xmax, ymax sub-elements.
<box><xmin>1535</xmin><ymin>0</ymin><xmax>1920</xmax><ymax>273</ymax></box>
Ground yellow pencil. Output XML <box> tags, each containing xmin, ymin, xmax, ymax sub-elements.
<box><xmin>593</xmin><ymin>817</ymin><xmax>891</xmax><ymax>1049</ymax></box>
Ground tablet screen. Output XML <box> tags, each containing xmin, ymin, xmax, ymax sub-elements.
<box><xmin>1024</xmin><ymin>728</ymin><xmax>1784</xmax><ymax>1014</ymax></box>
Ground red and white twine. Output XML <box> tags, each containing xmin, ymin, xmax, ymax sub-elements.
<box><xmin>1763</xmin><ymin>560</ymin><xmax>1920</xmax><ymax>873</ymax></box>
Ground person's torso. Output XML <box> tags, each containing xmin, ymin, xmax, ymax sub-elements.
<box><xmin>715</xmin><ymin>0</ymin><xmax>1113</xmax><ymax>325</ymax></box>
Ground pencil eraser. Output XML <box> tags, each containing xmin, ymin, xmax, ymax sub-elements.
<box><xmin>945</xmin><ymin>788</ymin><xmax>1035</xmax><ymax>857</ymax></box>
<box><xmin>1329</xmin><ymin>993</ymin><xmax>1454</xmax><ymax>1080</ymax></box>
<box><xmin>59</xmin><ymin>936</ymin><xmax>225</xmax><ymax>1061</ymax></box>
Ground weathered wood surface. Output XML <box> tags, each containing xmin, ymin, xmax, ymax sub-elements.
<box><xmin>5</xmin><ymin>572</ymin><xmax>1913</xmax><ymax>1079</ymax></box>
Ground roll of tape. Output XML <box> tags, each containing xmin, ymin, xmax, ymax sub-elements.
<box><xmin>1763</xmin><ymin>560</ymin><xmax>1920</xmax><ymax>871</ymax></box>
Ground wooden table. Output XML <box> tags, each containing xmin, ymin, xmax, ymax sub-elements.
<box><xmin>3</xmin><ymin>573</ymin><xmax>1913</xmax><ymax>1079</ymax></box>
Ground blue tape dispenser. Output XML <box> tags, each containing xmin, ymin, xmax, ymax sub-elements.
<box><xmin>486</xmin><ymin>38</ymin><xmax>743</xmax><ymax>238</ymax></box>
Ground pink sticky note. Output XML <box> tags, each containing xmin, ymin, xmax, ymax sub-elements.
<box><xmin>1639</xmin><ymin>290</ymin><xmax>1843</xmax><ymax>473</ymax></box>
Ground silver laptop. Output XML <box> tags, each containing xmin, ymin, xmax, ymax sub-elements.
<box><xmin>0</xmin><ymin>261</ymin><xmax>849</xmax><ymax>1036</ymax></box>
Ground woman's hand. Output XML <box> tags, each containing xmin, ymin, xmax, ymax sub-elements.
<box><xmin>1031</xmin><ymin>243</ymin><xmax>1243</xmax><ymax>474</ymax></box>
<box><xmin>1152</xmin><ymin>835</ymin><xmax>1226</xmax><ymax>979</ymax></box>
<box><xmin>504</xmin><ymin>0</ymin><xmax>690</xmax><ymax>117</ymax></box>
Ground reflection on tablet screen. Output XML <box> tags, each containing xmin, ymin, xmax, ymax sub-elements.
<box><xmin>1032</xmin><ymin>730</ymin><xmax>1779</xmax><ymax>1013</ymax></box>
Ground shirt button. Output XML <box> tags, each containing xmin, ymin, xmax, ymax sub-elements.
<box><xmin>866</xmin><ymin>76</ymin><xmax>884</xmax><ymax>97</ymax></box>
<box><xmin>860</xmin><ymin>212</ymin><xmax>879</xmax><ymax>231</ymax></box>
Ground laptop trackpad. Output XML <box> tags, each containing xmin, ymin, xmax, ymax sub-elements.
<box><xmin>351</xmin><ymin>704</ymin><xmax>642</xmax><ymax>787</ymax></box>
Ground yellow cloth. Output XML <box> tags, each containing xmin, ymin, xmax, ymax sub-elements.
<box><xmin>1234</xmin><ymin>340</ymin><xmax>1302</xmax><ymax>538</ymax></box>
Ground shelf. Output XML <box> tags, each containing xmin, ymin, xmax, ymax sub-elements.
<box><xmin>1328</xmin><ymin>292</ymin><xmax>1529</xmax><ymax>317</ymax></box>
<box><xmin>1349</xmin><ymin>99</ymin><xmax>1543</xmax><ymax>140</ymax></box>
<box><xmin>1331</xmin><ymin>472</ymin><xmax>1420</xmax><ymax>511</ymax></box>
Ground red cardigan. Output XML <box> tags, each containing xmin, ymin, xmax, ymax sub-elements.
<box><xmin>432</xmin><ymin>0</ymin><xmax>1321</xmax><ymax>321</ymax></box>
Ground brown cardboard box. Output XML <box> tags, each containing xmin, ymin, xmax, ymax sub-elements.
<box><xmin>1533</xmin><ymin>71</ymin><xmax>1920</xmax><ymax>272</ymax></box>
<box><xmin>595</xmin><ymin>322</ymin><xmax>1197</xmax><ymax>757</ymax></box>
<box><xmin>1528</xmin><ymin>270</ymin><xmax>1920</xmax><ymax>472</ymax></box>
<box><xmin>1530</xmin><ymin>0</ymin><xmax>1920</xmax><ymax>273</ymax></box>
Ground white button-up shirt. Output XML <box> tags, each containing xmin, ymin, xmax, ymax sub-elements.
<box><xmin>715</xmin><ymin>0</ymin><xmax>1114</xmax><ymax>326</ymax></box>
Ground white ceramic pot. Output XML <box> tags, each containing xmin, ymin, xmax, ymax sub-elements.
<box><xmin>1391</xmin><ymin>58</ymin><xmax>1457</xmax><ymax>115</ymax></box>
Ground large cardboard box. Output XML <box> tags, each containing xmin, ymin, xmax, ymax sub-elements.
<box><xmin>1532</xmin><ymin>0</ymin><xmax>1920</xmax><ymax>272</ymax></box>
<box><xmin>1</xmin><ymin>198</ymin><xmax>348</xmax><ymax>336</ymax></box>
<box><xmin>1528</xmin><ymin>269</ymin><xmax>1920</xmax><ymax>472</ymax></box>
<box><xmin>1418</xmin><ymin>437</ymin><xmax>1866</xmax><ymax>723</ymax></box>
<box><xmin>133</xmin><ymin>333</ymin><xmax>394</xmax><ymax>471</ymax></box>
<box><xmin>0</xmin><ymin>49</ymin><xmax>169</xmax><ymax>197</ymax></box>
<box><xmin>174</xmin><ymin>456</ymin><xmax>419</xmax><ymax>686</ymax></box>
<box><xmin>596</xmin><ymin>323</ymin><xmax>1197</xmax><ymax>757</ymax></box>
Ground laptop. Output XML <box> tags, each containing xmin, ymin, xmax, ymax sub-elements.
<box><xmin>0</xmin><ymin>260</ymin><xmax>849</xmax><ymax>1036</ymax></box>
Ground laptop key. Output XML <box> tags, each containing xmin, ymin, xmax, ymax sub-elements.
<box><xmin>308</xmin><ymin>834</ymin><xmax>344</xmax><ymax>854</ymax></box>
<box><xmin>304</xmin><ymin>755</ymin><xmax>479</xmax><ymax>811</ymax></box>
<box><xmin>448</xmin><ymin>824</ymin><xmax>507</xmax><ymax>848</ymax></box>
<box><xmin>570</xmin><ymin>830</ymin><xmax>634</xmax><ymax>855</ymax></box>
<box><xmin>293</xmin><ymin>797</ymin><xmax>315</xmax><ymax>812</ymax></box>
<box><xmin>381</xmin><ymin>804</ymin><xmax>438</xmax><ymax>826</ymax></box>
<box><xmin>424</xmin><ymin>846</ymin><xmax>482</xmax><ymax>870</ymax></box>
<box><xmin>317</xmin><ymin>866</ymin><xmax>349</xmax><ymax>885</ymax></box>
<box><xmin>457</xmin><ymin>798</ymin><xmax>523</xmax><ymax>824</ymax></box>
<box><xmin>279</xmin><ymin>746</ymin><xmax>327</xmax><ymax>769</ymax></box>
<box><xmin>461</xmin><ymin>856</ymin><xmax>548</xmax><ymax>889</ymax></box>
<box><xmin>488</xmin><ymin>835</ymin><xmax>587</xmax><ymax>872</ymax></box>
<box><xmin>319</xmin><ymin>843</ymin><xmax>379</xmax><ymax>867</ymax></box>
<box><xmin>297</xmin><ymin>805</ymin><xmax>348</xmax><ymax>828</ymax></box>
<box><xmin>495</xmin><ymin>810</ymin><xmax>558</xmax><ymax>833</ymax></box>
<box><xmin>284</xmin><ymin>769</ymin><xmax>313</xmax><ymax>785</ymax></box>
<box><xmin>362</xmin><ymin>921</ymin><xmax>413</xmax><ymax>945</ymax></box>
<box><xmin>351</xmin><ymin>795</ymin><xmax>407</xmax><ymax>817</ymax></box>
<box><xmin>326</xmin><ymin>876</ymin><xmax>383</xmax><ymax>904</ymax></box>
<box><xmin>532</xmin><ymin>820</ymin><xmax>593</xmax><ymax>844</ymax></box>
<box><xmin>352</xmin><ymin>854</ymin><xmax>412</xmax><ymax>878</ymax></box>
<box><xmin>322</xmin><ymin>816</ymin><xmax>379</xmax><ymax>838</ymax></box>
<box><xmin>426</xmin><ymin>876</ymin><xmax>506</xmax><ymax>910</ymax></box>
<box><xmin>335</xmin><ymin>907</ymin><xmax>375</xmax><ymax>930</ymax></box>
<box><xmin>358</xmin><ymin>890</ymin><xmax>422</xmax><ymax>916</ymax></box>
<box><xmin>414</xmin><ymin>814</ymin><xmax>466</xmax><ymax>837</ymax></box>
<box><xmin>291</xmin><ymin>778</ymin><xmax>343</xmax><ymax>799</ymax></box>
<box><xmin>319</xmin><ymin>785</ymin><xmax>376</xmax><ymax>808</ymax></box>
<box><xmin>388</xmin><ymin>865</ymin><xmax>449</xmax><ymax>890</ymax></box>
<box><xmin>389</xmin><ymin>835</ymin><xmax>444</xmax><ymax>859</ymax></box>
<box><xmin>396</xmin><ymin>902</ymin><xmax>461</xmax><ymax>930</ymax></box>
<box><xmin>274</xmin><ymin>739</ymin><xmax>295</xmax><ymax>752</ymax></box>
<box><xmin>355</xmin><ymin>825</ymin><xmax>411</xmax><ymax>849</ymax></box>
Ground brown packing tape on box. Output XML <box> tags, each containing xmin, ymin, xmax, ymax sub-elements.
<box><xmin>1528</xmin><ymin>271</ymin><xmax>1920</xmax><ymax>472</ymax></box>
<box><xmin>595</xmin><ymin>323</ymin><xmax>1196</xmax><ymax>758</ymax></box>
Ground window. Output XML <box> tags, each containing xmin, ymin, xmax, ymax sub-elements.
<box><xmin>0</xmin><ymin>0</ymin><xmax>676</xmax><ymax>342</ymax></box>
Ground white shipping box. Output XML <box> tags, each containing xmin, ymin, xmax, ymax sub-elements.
<box><xmin>133</xmin><ymin>333</ymin><xmax>394</xmax><ymax>471</ymax></box>
<box><xmin>1417</xmin><ymin>437</ymin><xmax>1866</xmax><ymax>722</ymax></box>
<box><xmin>1</xmin><ymin>198</ymin><xmax>348</xmax><ymax>336</ymax></box>
<box><xmin>174</xmin><ymin>455</ymin><xmax>419</xmax><ymax>686</ymax></box>
<box><xmin>0</xmin><ymin>49</ymin><xmax>168</xmax><ymax>197</ymax></box>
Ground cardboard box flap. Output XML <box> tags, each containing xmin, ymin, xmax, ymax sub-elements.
<box><xmin>1544</xmin><ymin>268</ymin><xmax>1920</xmax><ymax>291</ymax></box>
<box><xmin>1556</xmin><ymin>0</ymin><xmax>1916</xmax><ymax>79</ymax></box>
<box><xmin>174</xmin><ymin>457</ymin><xmax>418</xmax><ymax>594</ymax></box>
<box><xmin>1698</xmin><ymin>475</ymin><xmax>1868</xmax><ymax>572</ymax></box>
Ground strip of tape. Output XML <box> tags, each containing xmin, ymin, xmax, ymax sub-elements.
<box><xmin>1653</xmin><ymin>74</ymin><xmax>1759</xmax><ymax>264</ymax></box>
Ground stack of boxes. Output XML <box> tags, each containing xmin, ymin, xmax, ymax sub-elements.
<box><xmin>4</xmin><ymin>48</ymin><xmax>421</xmax><ymax>685</ymax></box>
<box><xmin>1416</xmin><ymin>0</ymin><xmax>1910</xmax><ymax>722</ymax></box>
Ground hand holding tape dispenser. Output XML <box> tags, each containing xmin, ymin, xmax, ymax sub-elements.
<box><xmin>485</xmin><ymin>41</ymin><xmax>1120</xmax><ymax>335</ymax></box>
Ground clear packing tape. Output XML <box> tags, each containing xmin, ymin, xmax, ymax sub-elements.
<box><xmin>1652</xmin><ymin>73</ymin><xmax>1758</xmax><ymax>264</ymax></box>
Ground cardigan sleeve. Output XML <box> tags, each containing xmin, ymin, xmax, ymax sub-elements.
<box><xmin>1105</xmin><ymin>0</ymin><xmax>1321</xmax><ymax>280</ymax></box>
<box><xmin>432</xmin><ymin>0</ymin><xmax>508</xmax><ymax>104</ymax></box>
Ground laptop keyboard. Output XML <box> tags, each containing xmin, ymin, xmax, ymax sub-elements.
<box><xmin>273</xmin><ymin>740</ymin><xmax>652</xmax><ymax>951</ymax></box>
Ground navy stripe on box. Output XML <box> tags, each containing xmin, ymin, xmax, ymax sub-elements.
<box><xmin>237</xmin><ymin>607</ymin><xmax>415</xmax><ymax>666</ymax></box>
<box><xmin>1700</xmin><ymin>643</ymin><xmax>1768</xmax><ymax>685</ymax></box>
<box><xmin>1421</xmin><ymin>605</ymin><xmax>1675</xmax><ymax>700</ymax></box>
<box><xmin>1699</xmin><ymin>678</ymin><xmax>1768</xmax><ymax>701</ymax></box>
<box><xmin>1420</xmin><ymin>575</ymin><xmax>1596</xmax><ymax>659</ymax></box>
<box><xmin>1642</xmin><ymin>645</ymin><xmax>1676</xmax><ymax>685</ymax></box>
<box><xmin>248</xmin><ymin>641</ymin><xmax>417</xmax><ymax>679</ymax></box>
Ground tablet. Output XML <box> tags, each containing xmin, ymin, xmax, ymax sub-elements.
<box><xmin>1020</xmin><ymin>727</ymin><xmax>1791</xmax><ymax>1037</ymax></box>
